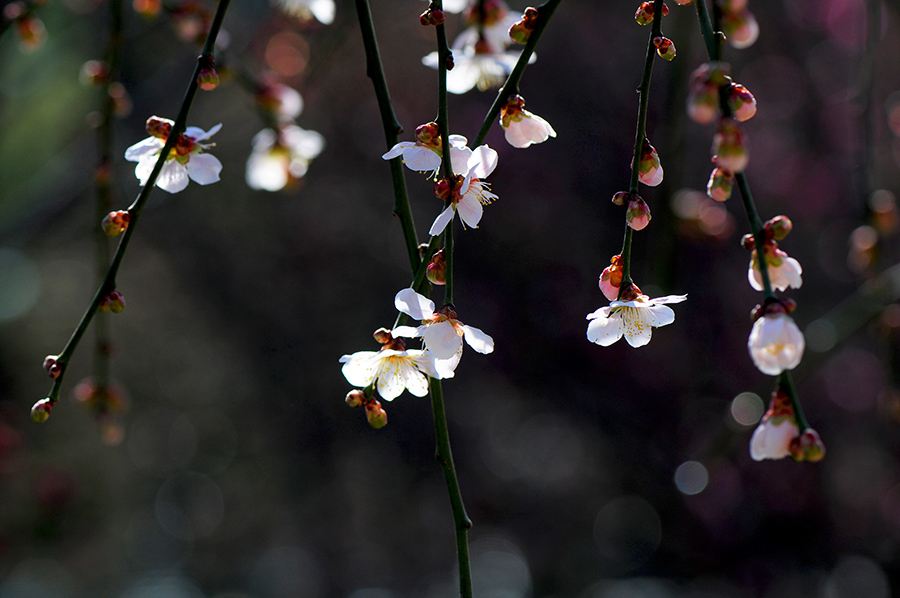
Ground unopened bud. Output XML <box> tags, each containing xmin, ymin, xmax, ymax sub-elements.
<box><xmin>626</xmin><ymin>196</ymin><xmax>652</xmax><ymax>231</ymax></box>
<box><xmin>722</xmin><ymin>8</ymin><xmax>759</xmax><ymax>49</ymax></box>
<box><xmin>31</xmin><ymin>398</ymin><xmax>54</xmax><ymax>423</ymax></box>
<box><xmin>420</xmin><ymin>7</ymin><xmax>444</xmax><ymax>26</ymax></box>
<box><xmin>508</xmin><ymin>7</ymin><xmax>538</xmax><ymax>44</ymax></box>
<box><xmin>727</xmin><ymin>83</ymin><xmax>756</xmax><ymax>121</ymax></box>
<box><xmin>653</xmin><ymin>36</ymin><xmax>676</xmax><ymax>60</ymax></box>
<box><xmin>366</xmin><ymin>400</ymin><xmax>388</xmax><ymax>429</ymax></box>
<box><xmin>145</xmin><ymin>116</ymin><xmax>173</xmax><ymax>139</ymax></box>
<box><xmin>445</xmin><ymin>52</ymin><xmax>454</xmax><ymax>71</ymax></box>
<box><xmin>434</xmin><ymin>177</ymin><xmax>453</xmax><ymax>200</ymax></box>
<box><xmin>101</xmin><ymin>211</ymin><xmax>131</xmax><ymax>237</ymax></box>
<box><xmin>706</xmin><ymin>167</ymin><xmax>734</xmax><ymax>202</ymax></box>
<box><xmin>426</xmin><ymin>249</ymin><xmax>447</xmax><ymax>285</ymax></box>
<box><xmin>712</xmin><ymin>117</ymin><xmax>748</xmax><ymax>173</ymax></box>
<box><xmin>198</xmin><ymin>66</ymin><xmax>219</xmax><ymax>91</ymax></box>
<box><xmin>416</xmin><ymin>122</ymin><xmax>440</xmax><ymax>146</ymax></box>
<box><xmin>99</xmin><ymin>289</ymin><xmax>126</xmax><ymax>314</ymax></box>
<box><xmin>634</xmin><ymin>1</ymin><xmax>655</xmax><ymax>25</ymax></box>
<box><xmin>637</xmin><ymin>139</ymin><xmax>663</xmax><ymax>187</ymax></box>
<box><xmin>43</xmin><ymin>355</ymin><xmax>62</xmax><ymax>379</ymax></box>
<box><xmin>765</xmin><ymin>215</ymin><xmax>793</xmax><ymax>240</ymax></box>
<box><xmin>611</xmin><ymin>191</ymin><xmax>631</xmax><ymax>206</ymax></box>
<box><xmin>345</xmin><ymin>389</ymin><xmax>366</xmax><ymax>408</ymax></box>
<box><xmin>740</xmin><ymin>233</ymin><xmax>756</xmax><ymax>250</ymax></box>
<box><xmin>790</xmin><ymin>428</ymin><xmax>826</xmax><ymax>462</ymax></box>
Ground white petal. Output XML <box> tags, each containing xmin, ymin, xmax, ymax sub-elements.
<box><xmin>429</xmin><ymin>205</ymin><xmax>457</xmax><ymax>236</ymax></box>
<box><xmin>186</xmin><ymin>154</ymin><xmax>222</xmax><ymax>185</ymax></box>
<box><xmin>651</xmin><ymin>294</ymin><xmax>688</xmax><ymax>305</ymax></box>
<box><xmin>340</xmin><ymin>351</ymin><xmax>378</xmax><ymax>387</ymax></box>
<box><xmin>640</xmin><ymin>304</ymin><xmax>676</xmax><ymax>328</ymax></box>
<box><xmin>391</xmin><ymin>325</ymin><xmax>422</xmax><ymax>339</ymax></box>
<box><xmin>402</xmin><ymin>146</ymin><xmax>442</xmax><ymax>172</ymax></box>
<box><xmin>394</xmin><ymin>288</ymin><xmax>435</xmax><ymax>321</ymax></box>
<box><xmin>282</xmin><ymin>125</ymin><xmax>325</xmax><ymax>159</ymax></box>
<box><xmin>382</xmin><ymin>141</ymin><xmax>415</xmax><ymax>160</ymax></box>
<box><xmin>748</xmin><ymin>261</ymin><xmax>764</xmax><ymax>291</ymax></box>
<box><xmin>456</xmin><ymin>195</ymin><xmax>483</xmax><ymax>229</ymax></box>
<box><xmin>246</xmin><ymin>151</ymin><xmax>289</xmax><ymax>191</ymax></box>
<box><xmin>468</xmin><ymin>145</ymin><xmax>498</xmax><ymax>179</ymax></box>
<box><xmin>430</xmin><ymin>347</ymin><xmax>461</xmax><ymax>379</ymax></box>
<box><xmin>156</xmin><ymin>161</ymin><xmax>190</xmax><ymax>193</ymax></box>
<box><xmin>399</xmin><ymin>359</ymin><xmax>430</xmax><ymax>397</ymax></box>
<box><xmin>422</xmin><ymin>321</ymin><xmax>463</xmax><ymax>360</ymax></box>
<box><xmin>375</xmin><ymin>357</ymin><xmax>405</xmax><ymax>400</ymax></box>
<box><xmin>310</xmin><ymin>0</ymin><xmax>335</xmax><ymax>24</ymax></box>
<box><xmin>586</xmin><ymin>311</ymin><xmax>625</xmax><ymax>346</ymax></box>
<box><xmin>124</xmin><ymin>137</ymin><xmax>164</xmax><ymax>162</ymax></box>
<box><xmin>461</xmin><ymin>325</ymin><xmax>494</xmax><ymax>354</ymax></box>
<box><xmin>134</xmin><ymin>156</ymin><xmax>158</xmax><ymax>186</ymax></box>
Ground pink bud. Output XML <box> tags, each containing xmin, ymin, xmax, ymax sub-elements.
<box><xmin>706</xmin><ymin>167</ymin><xmax>734</xmax><ymax>202</ymax></box>
<box><xmin>727</xmin><ymin>83</ymin><xmax>756</xmax><ymax>121</ymax></box>
<box><xmin>637</xmin><ymin>139</ymin><xmax>663</xmax><ymax>187</ymax></box>
<box><xmin>198</xmin><ymin>67</ymin><xmax>219</xmax><ymax>91</ymax></box>
<box><xmin>426</xmin><ymin>249</ymin><xmax>447</xmax><ymax>285</ymax></box>
<box><xmin>599</xmin><ymin>255</ymin><xmax>624</xmax><ymax>301</ymax></box>
<box><xmin>31</xmin><ymin>398</ymin><xmax>54</xmax><ymax>423</ymax></box>
<box><xmin>626</xmin><ymin>196</ymin><xmax>652</xmax><ymax>231</ymax></box>
<box><xmin>99</xmin><ymin>289</ymin><xmax>126</xmax><ymax>314</ymax></box>
<box><xmin>722</xmin><ymin>9</ymin><xmax>759</xmax><ymax>49</ymax></box>
<box><xmin>712</xmin><ymin>118</ymin><xmax>748</xmax><ymax>173</ymax></box>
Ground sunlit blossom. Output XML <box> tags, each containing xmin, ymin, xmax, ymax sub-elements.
<box><xmin>748</xmin><ymin>248</ymin><xmax>802</xmax><ymax>292</ymax></box>
<box><xmin>392</xmin><ymin>288</ymin><xmax>494</xmax><ymax>362</ymax></box>
<box><xmin>429</xmin><ymin>144</ymin><xmax>499</xmax><ymax>235</ymax></box>
<box><xmin>750</xmin><ymin>387</ymin><xmax>799</xmax><ymax>461</ymax></box>
<box><xmin>246</xmin><ymin>125</ymin><xmax>325</xmax><ymax>191</ymax></box>
<box><xmin>586</xmin><ymin>292</ymin><xmax>687</xmax><ymax>348</ymax></box>
<box><xmin>124</xmin><ymin>117</ymin><xmax>222</xmax><ymax>194</ymax></box>
<box><xmin>275</xmin><ymin>0</ymin><xmax>335</xmax><ymax>24</ymax></box>
<box><xmin>500</xmin><ymin>95</ymin><xmax>556</xmax><ymax>148</ymax></box>
<box><xmin>382</xmin><ymin>123</ymin><xmax>471</xmax><ymax>178</ymax></box>
<box><xmin>748</xmin><ymin>312</ymin><xmax>804</xmax><ymax>375</ymax></box>
<box><xmin>340</xmin><ymin>344</ymin><xmax>440</xmax><ymax>401</ymax></box>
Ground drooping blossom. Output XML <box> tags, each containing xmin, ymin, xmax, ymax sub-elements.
<box><xmin>274</xmin><ymin>0</ymin><xmax>335</xmax><ymax>24</ymax></box>
<box><xmin>626</xmin><ymin>195</ymin><xmax>652</xmax><ymax>231</ymax></box>
<box><xmin>599</xmin><ymin>255</ymin><xmax>624</xmax><ymax>301</ymax></box>
<box><xmin>382</xmin><ymin>123</ymin><xmax>471</xmax><ymax>178</ymax></box>
<box><xmin>750</xmin><ymin>387</ymin><xmax>799</xmax><ymax>461</ymax></box>
<box><xmin>586</xmin><ymin>284</ymin><xmax>687</xmax><ymax>348</ymax></box>
<box><xmin>748</xmin><ymin>247</ymin><xmax>803</xmax><ymax>292</ymax></box>
<box><xmin>125</xmin><ymin>116</ymin><xmax>222</xmax><ymax>193</ymax></box>
<box><xmin>706</xmin><ymin>167</ymin><xmax>734</xmax><ymax>202</ymax></box>
<box><xmin>748</xmin><ymin>310</ymin><xmax>805</xmax><ymax>376</ymax></box>
<box><xmin>500</xmin><ymin>95</ymin><xmax>556</xmax><ymax>148</ymax></box>
<box><xmin>340</xmin><ymin>341</ymin><xmax>438</xmax><ymax>401</ymax></box>
<box><xmin>721</xmin><ymin>8</ymin><xmax>759</xmax><ymax>49</ymax></box>
<box><xmin>392</xmin><ymin>288</ymin><xmax>494</xmax><ymax>362</ymax></box>
<box><xmin>246</xmin><ymin>125</ymin><xmax>325</xmax><ymax>191</ymax></box>
<box><xmin>429</xmin><ymin>144</ymin><xmax>499</xmax><ymax>235</ymax></box>
<box><xmin>637</xmin><ymin>139</ymin><xmax>663</xmax><ymax>187</ymax></box>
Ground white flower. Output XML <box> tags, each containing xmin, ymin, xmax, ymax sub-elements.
<box><xmin>749</xmin><ymin>415</ymin><xmax>799</xmax><ymax>461</ymax></box>
<box><xmin>246</xmin><ymin>125</ymin><xmax>325</xmax><ymax>191</ymax></box>
<box><xmin>125</xmin><ymin>117</ymin><xmax>222</xmax><ymax>194</ymax></box>
<box><xmin>429</xmin><ymin>144</ymin><xmax>499</xmax><ymax>235</ymax></box>
<box><xmin>340</xmin><ymin>346</ymin><xmax>440</xmax><ymax>401</ymax></box>
<box><xmin>422</xmin><ymin>26</ymin><xmax>534</xmax><ymax>94</ymax></box>
<box><xmin>382</xmin><ymin>123</ymin><xmax>473</xmax><ymax>178</ymax></box>
<box><xmin>256</xmin><ymin>83</ymin><xmax>304</xmax><ymax>122</ymax></box>
<box><xmin>586</xmin><ymin>294</ymin><xmax>687</xmax><ymax>348</ymax></box>
<box><xmin>392</xmin><ymin>288</ymin><xmax>494</xmax><ymax>362</ymax></box>
<box><xmin>500</xmin><ymin>103</ymin><xmax>556</xmax><ymax>149</ymax></box>
<box><xmin>275</xmin><ymin>0</ymin><xmax>334</xmax><ymax>24</ymax></box>
<box><xmin>747</xmin><ymin>312</ymin><xmax>805</xmax><ymax>375</ymax></box>
<box><xmin>748</xmin><ymin>249</ymin><xmax>803</xmax><ymax>292</ymax></box>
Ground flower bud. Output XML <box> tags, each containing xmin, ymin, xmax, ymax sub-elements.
<box><xmin>80</xmin><ymin>60</ymin><xmax>109</xmax><ymax>86</ymax></box>
<box><xmin>634</xmin><ymin>1</ymin><xmax>655</xmax><ymax>25</ymax></box>
<box><xmin>687</xmin><ymin>63</ymin><xmax>729</xmax><ymax>124</ymax></box>
<box><xmin>611</xmin><ymin>191</ymin><xmax>630</xmax><ymax>206</ymax></box>
<box><xmin>790</xmin><ymin>429</ymin><xmax>826</xmax><ymax>462</ymax></box>
<box><xmin>434</xmin><ymin>177</ymin><xmax>453</xmax><ymax>200</ymax></box>
<box><xmin>43</xmin><ymin>355</ymin><xmax>62</xmax><ymax>379</ymax></box>
<box><xmin>16</xmin><ymin>14</ymin><xmax>45</xmax><ymax>52</ymax></box>
<box><xmin>654</xmin><ymin>36</ymin><xmax>676</xmax><ymax>61</ymax></box>
<box><xmin>599</xmin><ymin>254</ymin><xmax>624</xmax><ymax>301</ymax></box>
<box><xmin>31</xmin><ymin>398</ymin><xmax>54</xmax><ymax>423</ymax></box>
<box><xmin>722</xmin><ymin>9</ymin><xmax>759</xmax><ymax>49</ymax></box>
<box><xmin>198</xmin><ymin>66</ymin><xmax>219</xmax><ymax>91</ymax></box>
<box><xmin>366</xmin><ymin>400</ymin><xmax>388</xmax><ymax>429</ymax></box>
<box><xmin>626</xmin><ymin>196</ymin><xmax>652</xmax><ymax>231</ymax></box>
<box><xmin>415</xmin><ymin>122</ymin><xmax>440</xmax><ymax>148</ymax></box>
<box><xmin>101</xmin><ymin>211</ymin><xmax>131</xmax><ymax>237</ymax></box>
<box><xmin>727</xmin><ymin>83</ymin><xmax>756</xmax><ymax>121</ymax></box>
<box><xmin>637</xmin><ymin>139</ymin><xmax>663</xmax><ymax>187</ymax></box>
<box><xmin>426</xmin><ymin>249</ymin><xmax>447</xmax><ymax>285</ymax></box>
<box><xmin>145</xmin><ymin>116</ymin><xmax>173</xmax><ymax>139</ymax></box>
<box><xmin>706</xmin><ymin>167</ymin><xmax>734</xmax><ymax>202</ymax></box>
<box><xmin>345</xmin><ymin>389</ymin><xmax>366</xmax><ymax>408</ymax></box>
<box><xmin>420</xmin><ymin>7</ymin><xmax>444</xmax><ymax>26</ymax></box>
<box><xmin>740</xmin><ymin>233</ymin><xmax>756</xmax><ymax>250</ymax></box>
<box><xmin>765</xmin><ymin>215</ymin><xmax>793</xmax><ymax>240</ymax></box>
<box><xmin>99</xmin><ymin>289</ymin><xmax>126</xmax><ymax>314</ymax></box>
<box><xmin>712</xmin><ymin>117</ymin><xmax>748</xmax><ymax>173</ymax></box>
<box><xmin>509</xmin><ymin>7</ymin><xmax>538</xmax><ymax>44</ymax></box>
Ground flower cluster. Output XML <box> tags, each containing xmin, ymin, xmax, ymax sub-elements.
<box><xmin>124</xmin><ymin>116</ymin><xmax>223</xmax><ymax>194</ymax></box>
<box><xmin>742</xmin><ymin>216</ymin><xmax>802</xmax><ymax>293</ymax></box>
<box><xmin>246</xmin><ymin>82</ymin><xmax>325</xmax><ymax>192</ymax></box>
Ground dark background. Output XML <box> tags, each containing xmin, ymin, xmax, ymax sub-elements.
<box><xmin>1</xmin><ymin>0</ymin><xmax>900</xmax><ymax>596</ymax></box>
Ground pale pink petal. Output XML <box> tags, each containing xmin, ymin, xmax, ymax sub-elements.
<box><xmin>468</xmin><ymin>145</ymin><xmax>498</xmax><ymax>179</ymax></box>
<box><xmin>382</xmin><ymin>141</ymin><xmax>415</xmax><ymax>160</ymax></box>
<box><xmin>125</xmin><ymin>137</ymin><xmax>164</xmax><ymax>162</ymax></box>
<box><xmin>401</xmin><ymin>146</ymin><xmax>442</xmax><ymax>172</ymax></box>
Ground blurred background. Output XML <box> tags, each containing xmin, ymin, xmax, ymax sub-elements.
<box><xmin>2</xmin><ymin>0</ymin><xmax>900</xmax><ymax>596</ymax></box>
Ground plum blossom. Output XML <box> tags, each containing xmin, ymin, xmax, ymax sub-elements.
<box><xmin>246</xmin><ymin>125</ymin><xmax>325</xmax><ymax>191</ymax></box>
<box><xmin>429</xmin><ymin>144</ymin><xmax>499</xmax><ymax>235</ymax></box>
<box><xmin>340</xmin><ymin>342</ymin><xmax>438</xmax><ymax>401</ymax></box>
<box><xmin>586</xmin><ymin>289</ymin><xmax>687</xmax><ymax>348</ymax></box>
<box><xmin>748</xmin><ymin>311</ymin><xmax>804</xmax><ymax>375</ymax></box>
<box><xmin>748</xmin><ymin>247</ymin><xmax>802</xmax><ymax>292</ymax></box>
<box><xmin>750</xmin><ymin>387</ymin><xmax>799</xmax><ymax>461</ymax></box>
<box><xmin>500</xmin><ymin>95</ymin><xmax>556</xmax><ymax>148</ymax></box>
<box><xmin>392</xmin><ymin>288</ymin><xmax>494</xmax><ymax>363</ymax></box>
<box><xmin>275</xmin><ymin>0</ymin><xmax>335</xmax><ymax>24</ymax></box>
<box><xmin>382</xmin><ymin>123</ymin><xmax>471</xmax><ymax>178</ymax></box>
<box><xmin>125</xmin><ymin>116</ymin><xmax>222</xmax><ymax>194</ymax></box>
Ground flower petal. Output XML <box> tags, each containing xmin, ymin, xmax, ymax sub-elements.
<box><xmin>401</xmin><ymin>146</ymin><xmax>442</xmax><ymax>172</ymax></box>
<box><xmin>456</xmin><ymin>195</ymin><xmax>483</xmax><ymax>229</ymax></box>
<box><xmin>382</xmin><ymin>141</ymin><xmax>415</xmax><ymax>160</ymax></box>
<box><xmin>156</xmin><ymin>161</ymin><xmax>190</xmax><ymax>193</ymax></box>
<box><xmin>461</xmin><ymin>324</ymin><xmax>494</xmax><ymax>354</ymax></box>
<box><xmin>422</xmin><ymin>320</ymin><xmax>463</xmax><ymax>360</ymax></box>
<box><xmin>429</xmin><ymin>205</ymin><xmax>457</xmax><ymax>236</ymax></box>
<box><xmin>586</xmin><ymin>311</ymin><xmax>625</xmax><ymax>346</ymax></box>
<box><xmin>468</xmin><ymin>145</ymin><xmax>498</xmax><ymax>179</ymax></box>
<box><xmin>390</xmin><ymin>325</ymin><xmax>422</xmax><ymax>339</ymax></box>
<box><xmin>186</xmin><ymin>153</ymin><xmax>223</xmax><ymax>185</ymax></box>
<box><xmin>376</xmin><ymin>357</ymin><xmax>405</xmax><ymax>400</ymax></box>
<box><xmin>125</xmin><ymin>137</ymin><xmax>164</xmax><ymax>162</ymax></box>
<box><xmin>340</xmin><ymin>351</ymin><xmax>378</xmax><ymax>387</ymax></box>
<box><xmin>430</xmin><ymin>347</ymin><xmax>461</xmax><ymax>379</ymax></box>
<box><xmin>394</xmin><ymin>288</ymin><xmax>435</xmax><ymax>321</ymax></box>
